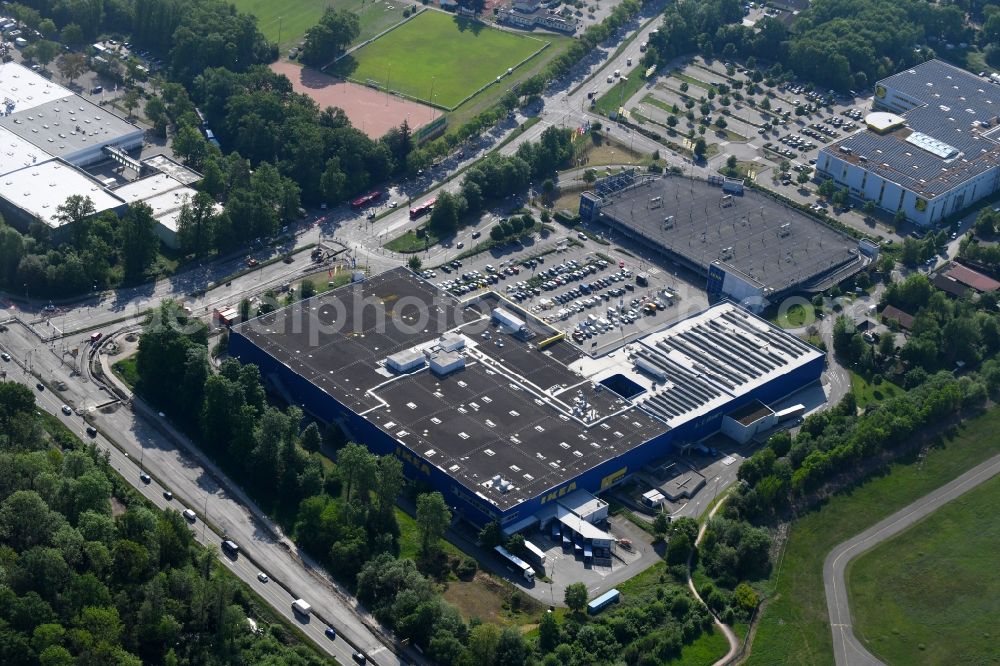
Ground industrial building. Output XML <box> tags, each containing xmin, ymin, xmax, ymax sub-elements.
<box><xmin>0</xmin><ymin>62</ymin><xmax>143</xmax><ymax>168</ymax></box>
<box><xmin>817</xmin><ymin>59</ymin><xmax>1000</xmax><ymax>226</ymax></box>
<box><xmin>229</xmin><ymin>267</ymin><xmax>824</xmax><ymax>531</ymax></box>
<box><xmin>579</xmin><ymin>172</ymin><xmax>865</xmax><ymax>311</ymax></box>
<box><xmin>0</xmin><ymin>62</ymin><xmax>203</xmax><ymax>246</ymax></box>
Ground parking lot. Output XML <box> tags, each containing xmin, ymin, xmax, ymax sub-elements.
<box><xmin>423</xmin><ymin>227</ymin><xmax>706</xmax><ymax>355</ymax></box>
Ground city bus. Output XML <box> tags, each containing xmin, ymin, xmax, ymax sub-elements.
<box><xmin>409</xmin><ymin>197</ymin><xmax>436</xmax><ymax>219</ymax></box>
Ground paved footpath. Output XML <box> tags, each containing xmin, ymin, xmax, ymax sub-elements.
<box><xmin>824</xmin><ymin>452</ymin><xmax>1000</xmax><ymax>666</ymax></box>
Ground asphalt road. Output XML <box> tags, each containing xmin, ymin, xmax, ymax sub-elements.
<box><xmin>0</xmin><ymin>324</ymin><xmax>403</xmax><ymax>666</ymax></box>
<box><xmin>824</xmin><ymin>452</ymin><xmax>1000</xmax><ymax>666</ymax></box>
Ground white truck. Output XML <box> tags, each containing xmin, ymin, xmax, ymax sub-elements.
<box><xmin>495</xmin><ymin>545</ymin><xmax>535</xmax><ymax>582</ymax></box>
<box><xmin>292</xmin><ymin>599</ymin><xmax>312</xmax><ymax>616</ymax></box>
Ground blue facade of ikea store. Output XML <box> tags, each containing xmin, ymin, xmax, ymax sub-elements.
<box><xmin>229</xmin><ymin>330</ymin><xmax>824</xmax><ymax>528</ymax></box>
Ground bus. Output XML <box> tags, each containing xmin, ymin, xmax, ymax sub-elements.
<box><xmin>350</xmin><ymin>189</ymin><xmax>383</xmax><ymax>210</ymax></box>
<box><xmin>495</xmin><ymin>545</ymin><xmax>535</xmax><ymax>582</ymax></box>
<box><xmin>409</xmin><ymin>197</ymin><xmax>436</xmax><ymax>219</ymax></box>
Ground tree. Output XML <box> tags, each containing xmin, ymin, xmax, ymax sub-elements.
<box><xmin>122</xmin><ymin>89</ymin><xmax>142</xmax><ymax>120</ymax></box>
<box><xmin>295</xmin><ymin>424</ymin><xmax>320</xmax><ymax>456</ymax></box>
<box><xmin>299</xmin><ymin>279</ymin><xmax>316</xmax><ymax>300</ymax></box>
<box><xmin>58</xmin><ymin>23</ymin><xmax>85</xmax><ymax>47</ymax></box>
<box><xmin>478</xmin><ymin>521</ymin><xmax>503</xmax><ymax>548</ymax></box>
<box><xmin>893</xmin><ymin>209</ymin><xmax>908</xmax><ymax>229</ymax></box>
<box><xmin>693</xmin><ymin>137</ymin><xmax>707</xmax><ymax>159</ymax></box>
<box><xmin>582</xmin><ymin>169</ymin><xmax>597</xmax><ymax>184</ymax></box>
<box><xmin>373</xmin><ymin>456</ymin><xmax>404</xmax><ymax>517</ymax></box>
<box><xmin>56</xmin><ymin>53</ymin><xmax>88</xmax><ymax>85</ymax></box>
<box><xmin>32</xmin><ymin>40</ymin><xmax>60</xmax><ymax>68</ymax></box>
<box><xmin>144</xmin><ymin>95</ymin><xmax>169</xmax><ymax>137</ymax></box>
<box><xmin>337</xmin><ymin>443</ymin><xmax>376</xmax><ymax>503</ymax></box>
<box><xmin>797</xmin><ymin>171</ymin><xmax>811</xmax><ymax>185</ymax></box>
<box><xmin>878</xmin><ymin>331</ymin><xmax>896</xmax><ymax>359</ymax></box>
<box><xmin>119</xmin><ymin>203</ymin><xmax>159</xmax><ymax>283</ymax></box>
<box><xmin>408</xmin><ymin>255</ymin><xmax>423</xmax><ymax>272</ymax></box>
<box><xmin>415</xmin><ymin>491</ymin><xmax>451</xmax><ymax>555</ymax></box>
<box><xmin>428</xmin><ymin>191</ymin><xmax>464</xmax><ymax>237</ymax></box>
<box><xmin>301</xmin><ymin>8</ymin><xmax>361</xmax><ymax>66</ymax></box>
<box><xmin>55</xmin><ymin>195</ymin><xmax>96</xmax><ymax>247</ymax></box>
<box><xmin>541</xmin><ymin>178</ymin><xmax>556</xmax><ymax>200</ymax></box>
<box><xmin>564</xmin><ymin>582</ymin><xmax>588</xmax><ymax>614</ymax></box>
<box><xmin>666</xmin><ymin>531</ymin><xmax>692</xmax><ymax>564</ymax></box>
<box><xmin>653</xmin><ymin>512</ymin><xmax>670</xmax><ymax>540</ymax></box>
<box><xmin>538</xmin><ymin>611</ymin><xmax>560</xmax><ymax>652</ymax></box>
<box><xmin>176</xmin><ymin>191</ymin><xmax>217</xmax><ymax>258</ymax></box>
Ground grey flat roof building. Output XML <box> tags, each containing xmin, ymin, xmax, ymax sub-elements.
<box><xmin>0</xmin><ymin>96</ymin><xmax>143</xmax><ymax>167</ymax></box>
<box><xmin>593</xmin><ymin>176</ymin><xmax>860</xmax><ymax>294</ymax></box>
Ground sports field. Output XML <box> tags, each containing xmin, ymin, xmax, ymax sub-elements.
<box><xmin>329</xmin><ymin>10</ymin><xmax>548</xmax><ymax>109</ymax></box>
<box><xmin>232</xmin><ymin>0</ymin><xmax>409</xmax><ymax>52</ymax></box>
<box><xmin>847</xmin><ymin>474</ymin><xmax>1000</xmax><ymax>665</ymax></box>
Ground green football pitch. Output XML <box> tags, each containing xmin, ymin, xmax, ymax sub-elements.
<box><xmin>329</xmin><ymin>10</ymin><xmax>548</xmax><ymax>109</ymax></box>
<box><xmin>231</xmin><ymin>0</ymin><xmax>409</xmax><ymax>52</ymax></box>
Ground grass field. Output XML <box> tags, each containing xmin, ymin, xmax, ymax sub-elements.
<box><xmin>850</xmin><ymin>371</ymin><xmax>903</xmax><ymax>409</ymax></box>
<box><xmin>329</xmin><ymin>10</ymin><xmax>547</xmax><ymax>109</ymax></box>
<box><xmin>745</xmin><ymin>406</ymin><xmax>1000</xmax><ymax>666</ymax></box>
<box><xmin>232</xmin><ymin>0</ymin><xmax>408</xmax><ymax>52</ymax></box>
<box><xmin>594</xmin><ymin>73</ymin><xmax>647</xmax><ymax>117</ymax></box>
<box><xmin>847</xmin><ymin>474</ymin><xmax>1000</xmax><ymax>665</ymax></box>
<box><xmin>111</xmin><ymin>357</ymin><xmax>139</xmax><ymax>389</ymax></box>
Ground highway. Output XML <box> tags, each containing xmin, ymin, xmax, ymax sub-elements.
<box><xmin>0</xmin><ymin>323</ymin><xmax>403</xmax><ymax>666</ymax></box>
<box><xmin>824</xmin><ymin>452</ymin><xmax>1000</xmax><ymax>666</ymax></box>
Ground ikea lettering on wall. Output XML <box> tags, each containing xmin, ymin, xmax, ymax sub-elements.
<box><xmin>600</xmin><ymin>467</ymin><xmax>628</xmax><ymax>490</ymax></box>
<box><xmin>395</xmin><ymin>447</ymin><xmax>431</xmax><ymax>475</ymax></box>
<box><xmin>539</xmin><ymin>482</ymin><xmax>578</xmax><ymax>505</ymax></box>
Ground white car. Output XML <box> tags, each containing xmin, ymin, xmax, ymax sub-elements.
<box><xmin>257</xmin><ymin>572</ymin><xmax>269</xmax><ymax>583</ymax></box>
<box><xmin>61</xmin><ymin>404</ymin><xmax>72</xmax><ymax>415</ymax></box>
<box><xmin>389</xmin><ymin>201</ymin><xmax>398</xmax><ymax>208</ymax></box>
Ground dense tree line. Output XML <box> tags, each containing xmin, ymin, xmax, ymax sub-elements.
<box><xmin>728</xmin><ymin>370</ymin><xmax>982</xmax><ymax>522</ymax></box>
<box><xmin>0</xmin><ymin>382</ymin><xmax>333</xmax><ymax>666</ymax></box>
<box><xmin>0</xmin><ymin>200</ymin><xmax>159</xmax><ymax>298</ymax></box>
<box><xmin>429</xmin><ymin>127</ymin><xmax>574</xmax><ymax>236</ymax></box>
<box><xmin>643</xmin><ymin>0</ymin><xmax>981</xmax><ymax>92</ymax></box>
<box><xmin>175</xmin><ymin>65</ymin><xmax>402</xmax><ymax>208</ymax></box>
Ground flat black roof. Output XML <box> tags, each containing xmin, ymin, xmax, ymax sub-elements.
<box><xmin>596</xmin><ymin>177</ymin><xmax>860</xmax><ymax>293</ymax></box>
<box><xmin>234</xmin><ymin>268</ymin><xmax>666</xmax><ymax>510</ymax></box>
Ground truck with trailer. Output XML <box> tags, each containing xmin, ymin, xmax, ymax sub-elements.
<box><xmin>522</xmin><ymin>539</ymin><xmax>547</xmax><ymax>575</ymax></box>
<box><xmin>494</xmin><ymin>545</ymin><xmax>535</xmax><ymax>583</ymax></box>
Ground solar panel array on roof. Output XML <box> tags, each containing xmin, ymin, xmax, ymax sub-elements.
<box><xmin>825</xmin><ymin>59</ymin><xmax>1000</xmax><ymax>196</ymax></box>
<box><xmin>633</xmin><ymin>305</ymin><xmax>819</xmax><ymax>425</ymax></box>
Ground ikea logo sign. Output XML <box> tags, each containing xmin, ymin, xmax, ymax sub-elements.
<box><xmin>539</xmin><ymin>482</ymin><xmax>578</xmax><ymax>505</ymax></box>
<box><xmin>395</xmin><ymin>447</ymin><xmax>431</xmax><ymax>476</ymax></box>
